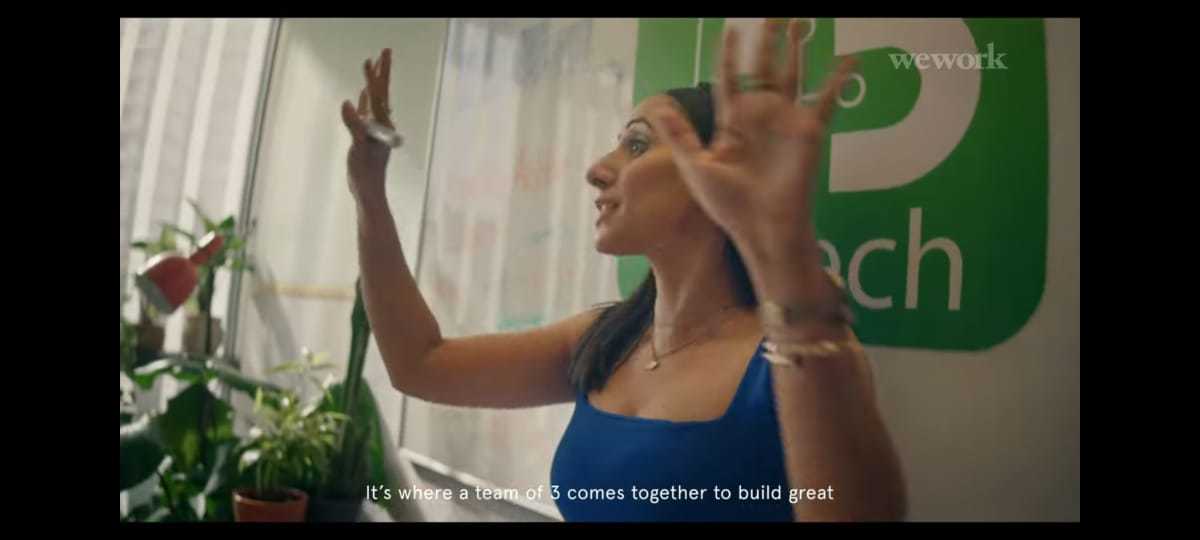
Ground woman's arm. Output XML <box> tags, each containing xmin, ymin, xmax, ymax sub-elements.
<box><xmin>339</xmin><ymin>49</ymin><xmax>447</xmax><ymax>400</ymax></box>
<box><xmin>342</xmin><ymin>49</ymin><xmax>600</xmax><ymax>409</ymax></box>
<box><xmin>647</xmin><ymin>20</ymin><xmax>907</xmax><ymax>521</ymax></box>
<box><xmin>352</xmin><ymin>182</ymin><xmax>440</xmax><ymax>389</ymax></box>
<box><xmin>356</xmin><ymin>184</ymin><xmax>601</xmax><ymax>408</ymax></box>
<box><xmin>740</xmin><ymin>229</ymin><xmax>908</xmax><ymax>522</ymax></box>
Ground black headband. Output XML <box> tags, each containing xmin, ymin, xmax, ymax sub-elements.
<box><xmin>664</xmin><ymin>82</ymin><xmax>716</xmax><ymax>147</ymax></box>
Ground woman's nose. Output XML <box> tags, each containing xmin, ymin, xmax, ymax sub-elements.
<box><xmin>586</xmin><ymin>160</ymin><xmax>615</xmax><ymax>190</ymax></box>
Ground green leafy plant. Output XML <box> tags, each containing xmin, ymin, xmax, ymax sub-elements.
<box><xmin>120</xmin><ymin>222</ymin><xmax>392</xmax><ymax>521</ymax></box>
<box><xmin>120</xmin><ymin>381</ymin><xmax>242</xmax><ymax>521</ymax></box>
<box><xmin>120</xmin><ymin>201</ymin><xmax>269</xmax><ymax>521</ymax></box>
<box><xmin>311</xmin><ymin>279</ymin><xmax>388</xmax><ymax>503</ymax></box>
<box><xmin>120</xmin><ymin>315</ymin><xmax>138</xmax><ymax>376</ymax></box>
<box><xmin>120</xmin><ymin>355</ymin><xmax>282</xmax><ymax>522</ymax></box>
<box><xmin>236</xmin><ymin>354</ymin><xmax>349</xmax><ymax>502</ymax></box>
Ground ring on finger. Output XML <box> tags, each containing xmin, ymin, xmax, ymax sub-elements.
<box><xmin>737</xmin><ymin>77</ymin><xmax>777</xmax><ymax>93</ymax></box>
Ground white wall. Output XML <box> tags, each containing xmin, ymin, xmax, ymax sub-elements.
<box><xmin>867</xmin><ymin>18</ymin><xmax>1079</xmax><ymax>520</ymax></box>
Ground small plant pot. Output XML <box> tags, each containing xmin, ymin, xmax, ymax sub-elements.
<box><xmin>233</xmin><ymin>488</ymin><xmax>309</xmax><ymax>522</ymax></box>
<box><xmin>134</xmin><ymin>322</ymin><xmax>165</xmax><ymax>368</ymax></box>
<box><xmin>183</xmin><ymin>315</ymin><xmax>224</xmax><ymax>355</ymax></box>
<box><xmin>136</xmin><ymin>321</ymin><xmax>165</xmax><ymax>351</ymax></box>
<box><xmin>308</xmin><ymin>496</ymin><xmax>364</xmax><ymax>522</ymax></box>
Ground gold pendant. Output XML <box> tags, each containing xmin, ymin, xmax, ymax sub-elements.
<box><xmin>644</xmin><ymin>359</ymin><xmax>660</xmax><ymax>371</ymax></box>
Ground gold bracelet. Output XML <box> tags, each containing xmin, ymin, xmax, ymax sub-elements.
<box><xmin>758</xmin><ymin>269</ymin><xmax>861</xmax><ymax>367</ymax></box>
<box><xmin>757</xmin><ymin>269</ymin><xmax>855</xmax><ymax>329</ymax></box>
<box><xmin>762</xmin><ymin>337</ymin><xmax>864</xmax><ymax>367</ymax></box>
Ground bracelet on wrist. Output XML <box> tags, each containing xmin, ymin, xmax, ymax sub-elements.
<box><xmin>757</xmin><ymin>269</ymin><xmax>855</xmax><ymax>328</ymax></box>
<box><xmin>762</xmin><ymin>337</ymin><xmax>864</xmax><ymax>367</ymax></box>
<box><xmin>758</xmin><ymin>269</ymin><xmax>860</xmax><ymax>368</ymax></box>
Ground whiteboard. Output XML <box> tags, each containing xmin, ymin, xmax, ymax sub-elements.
<box><xmin>402</xmin><ymin>18</ymin><xmax>633</xmax><ymax>506</ymax></box>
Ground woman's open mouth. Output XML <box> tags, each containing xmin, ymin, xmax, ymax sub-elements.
<box><xmin>595</xmin><ymin>201</ymin><xmax>618</xmax><ymax>226</ymax></box>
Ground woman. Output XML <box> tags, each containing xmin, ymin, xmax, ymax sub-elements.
<box><xmin>339</xmin><ymin>19</ymin><xmax>906</xmax><ymax>522</ymax></box>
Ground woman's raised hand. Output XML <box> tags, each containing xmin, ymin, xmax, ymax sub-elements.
<box><xmin>340</xmin><ymin>48</ymin><xmax>395</xmax><ymax>201</ymax></box>
<box><xmin>649</xmin><ymin>19</ymin><xmax>857</xmax><ymax>251</ymax></box>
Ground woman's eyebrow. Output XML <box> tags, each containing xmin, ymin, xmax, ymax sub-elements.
<box><xmin>624</xmin><ymin>117</ymin><xmax>652</xmax><ymax>132</ymax></box>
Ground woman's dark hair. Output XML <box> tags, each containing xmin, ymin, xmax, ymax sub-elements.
<box><xmin>566</xmin><ymin>82</ymin><xmax>758</xmax><ymax>396</ymax></box>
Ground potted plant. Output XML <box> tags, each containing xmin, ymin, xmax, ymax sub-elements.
<box><xmin>307</xmin><ymin>279</ymin><xmax>389</xmax><ymax>522</ymax></box>
<box><xmin>120</xmin><ymin>365</ymin><xmax>248</xmax><ymax>522</ymax></box>
<box><xmin>233</xmin><ymin>355</ymin><xmax>347</xmax><ymax>522</ymax></box>
<box><xmin>120</xmin><ymin>344</ymin><xmax>286</xmax><ymax>522</ymax></box>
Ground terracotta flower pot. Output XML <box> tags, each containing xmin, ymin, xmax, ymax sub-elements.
<box><xmin>233</xmin><ymin>488</ymin><xmax>309</xmax><ymax>522</ymax></box>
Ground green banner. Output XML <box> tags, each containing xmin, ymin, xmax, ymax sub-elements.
<box><xmin>623</xmin><ymin>18</ymin><xmax>1049</xmax><ymax>351</ymax></box>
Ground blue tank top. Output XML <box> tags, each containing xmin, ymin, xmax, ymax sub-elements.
<box><xmin>549</xmin><ymin>338</ymin><xmax>794</xmax><ymax>521</ymax></box>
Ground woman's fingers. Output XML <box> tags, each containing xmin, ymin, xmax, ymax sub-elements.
<box><xmin>379</xmin><ymin>48</ymin><xmax>392</xmax><ymax>105</ymax></box>
<box><xmin>341</xmin><ymin>100</ymin><xmax>366</xmax><ymax>142</ymax></box>
<box><xmin>783</xmin><ymin>19</ymin><xmax>806</xmax><ymax>103</ymax></box>
<box><xmin>363</xmin><ymin>58</ymin><xmax>375</xmax><ymax>101</ymax></box>
<box><xmin>650</xmin><ymin>106</ymin><xmax>704</xmax><ymax>177</ymax></box>
<box><xmin>344</xmin><ymin>49</ymin><xmax>395</xmax><ymax>147</ymax></box>
<box><xmin>366</xmin><ymin>53</ymin><xmax>393</xmax><ymax>128</ymax></box>
<box><xmin>653</xmin><ymin>107</ymin><xmax>703</xmax><ymax>158</ymax></box>
<box><xmin>716</xmin><ymin>26</ymin><xmax>741</xmax><ymax>124</ymax></box>
<box><xmin>754</xmin><ymin>19</ymin><xmax>782</xmax><ymax>89</ymax></box>
<box><xmin>817</xmin><ymin>56</ymin><xmax>858</xmax><ymax>125</ymax></box>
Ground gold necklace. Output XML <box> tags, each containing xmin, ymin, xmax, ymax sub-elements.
<box><xmin>643</xmin><ymin>305</ymin><xmax>738</xmax><ymax>371</ymax></box>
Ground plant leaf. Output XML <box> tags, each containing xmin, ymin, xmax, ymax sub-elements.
<box><xmin>120</xmin><ymin>415</ymin><xmax>168</xmax><ymax>491</ymax></box>
<box><xmin>188</xmin><ymin>492</ymin><xmax>206</xmax><ymax>519</ymax></box>
<box><xmin>146</xmin><ymin>506</ymin><xmax>172</xmax><ymax>522</ymax></box>
<box><xmin>187</xmin><ymin>199</ymin><xmax>216</xmax><ymax>231</ymax></box>
<box><xmin>315</xmin><ymin>382</ymin><xmax>387</xmax><ymax>498</ymax></box>
<box><xmin>230</xmin><ymin>258</ymin><xmax>256</xmax><ymax>274</ymax></box>
<box><xmin>158</xmin><ymin>227</ymin><xmax>174</xmax><ymax>251</ymax></box>
<box><xmin>152</xmin><ymin>383</ymin><xmax>235</xmax><ymax>473</ymax></box>
<box><xmin>160</xmin><ymin>223</ymin><xmax>197</xmax><ymax>245</ymax></box>
<box><xmin>341</xmin><ymin>279</ymin><xmax>372</xmax><ymax>417</ymax></box>
<box><xmin>266</xmin><ymin>360</ymin><xmax>303</xmax><ymax>375</ymax></box>
<box><xmin>131</xmin><ymin>359</ymin><xmax>200</xmax><ymax>390</ymax></box>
